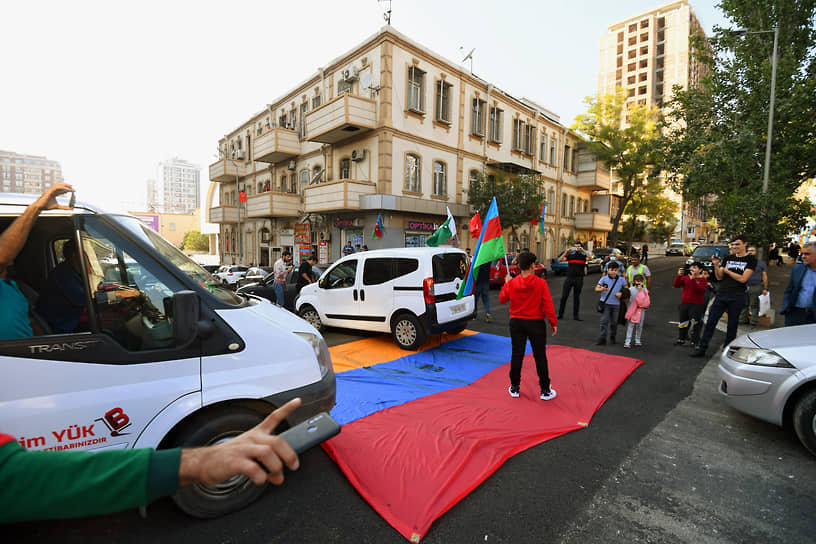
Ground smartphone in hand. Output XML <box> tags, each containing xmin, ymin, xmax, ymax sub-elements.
<box><xmin>278</xmin><ymin>412</ymin><xmax>340</xmax><ymax>454</ymax></box>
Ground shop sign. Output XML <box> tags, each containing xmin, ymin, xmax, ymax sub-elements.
<box><xmin>294</xmin><ymin>224</ymin><xmax>311</xmax><ymax>244</ymax></box>
<box><xmin>334</xmin><ymin>219</ymin><xmax>355</xmax><ymax>228</ymax></box>
<box><xmin>318</xmin><ymin>241</ymin><xmax>328</xmax><ymax>264</ymax></box>
<box><xmin>407</xmin><ymin>221</ymin><xmax>435</xmax><ymax>232</ymax></box>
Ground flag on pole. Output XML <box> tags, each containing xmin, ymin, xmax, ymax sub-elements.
<box><xmin>469</xmin><ymin>212</ymin><xmax>482</xmax><ymax>239</ymax></box>
<box><xmin>539</xmin><ymin>202</ymin><xmax>546</xmax><ymax>234</ymax></box>
<box><xmin>372</xmin><ymin>213</ymin><xmax>384</xmax><ymax>239</ymax></box>
<box><xmin>457</xmin><ymin>197</ymin><xmax>506</xmax><ymax>299</ymax></box>
<box><xmin>239</xmin><ymin>190</ymin><xmax>247</xmax><ymax>203</ymax></box>
<box><xmin>426</xmin><ymin>207</ymin><xmax>457</xmax><ymax>247</ymax></box>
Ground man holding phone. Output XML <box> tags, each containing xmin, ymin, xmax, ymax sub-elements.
<box><xmin>691</xmin><ymin>235</ymin><xmax>756</xmax><ymax>358</ymax></box>
<box><xmin>557</xmin><ymin>241</ymin><xmax>588</xmax><ymax>320</ymax></box>
<box><xmin>272</xmin><ymin>251</ymin><xmax>293</xmax><ymax>306</ymax></box>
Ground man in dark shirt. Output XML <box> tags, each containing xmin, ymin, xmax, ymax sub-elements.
<box><xmin>37</xmin><ymin>239</ymin><xmax>87</xmax><ymax>334</ymax></box>
<box><xmin>296</xmin><ymin>255</ymin><xmax>316</xmax><ymax>293</ymax></box>
<box><xmin>557</xmin><ymin>241</ymin><xmax>588</xmax><ymax>320</ymax></box>
<box><xmin>691</xmin><ymin>235</ymin><xmax>756</xmax><ymax>358</ymax></box>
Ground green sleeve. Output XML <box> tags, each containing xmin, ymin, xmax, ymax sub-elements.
<box><xmin>0</xmin><ymin>441</ymin><xmax>181</xmax><ymax>523</ymax></box>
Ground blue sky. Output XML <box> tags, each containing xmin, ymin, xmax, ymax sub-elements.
<box><xmin>0</xmin><ymin>1</ymin><xmax>729</xmax><ymax>213</ymax></box>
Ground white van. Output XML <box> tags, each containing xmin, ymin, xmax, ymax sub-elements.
<box><xmin>295</xmin><ymin>247</ymin><xmax>474</xmax><ymax>350</ymax></box>
<box><xmin>0</xmin><ymin>194</ymin><xmax>335</xmax><ymax>518</ymax></box>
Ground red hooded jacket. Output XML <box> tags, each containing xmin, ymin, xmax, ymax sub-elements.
<box><xmin>499</xmin><ymin>273</ymin><xmax>557</xmax><ymax>327</ymax></box>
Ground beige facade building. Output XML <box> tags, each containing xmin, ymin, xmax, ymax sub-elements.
<box><xmin>0</xmin><ymin>150</ymin><xmax>64</xmax><ymax>195</ymax></box>
<box><xmin>130</xmin><ymin>209</ymin><xmax>201</xmax><ymax>249</ymax></box>
<box><xmin>597</xmin><ymin>0</ymin><xmax>713</xmax><ymax>242</ymax></box>
<box><xmin>208</xmin><ymin>27</ymin><xmax>613</xmax><ymax>267</ymax></box>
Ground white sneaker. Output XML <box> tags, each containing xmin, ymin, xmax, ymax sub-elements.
<box><xmin>540</xmin><ymin>388</ymin><xmax>557</xmax><ymax>401</ymax></box>
<box><xmin>624</xmin><ymin>343</ymin><xmax>631</xmax><ymax>348</ymax></box>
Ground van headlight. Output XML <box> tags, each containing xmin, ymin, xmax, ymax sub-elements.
<box><xmin>726</xmin><ymin>347</ymin><xmax>794</xmax><ymax>368</ymax></box>
<box><xmin>294</xmin><ymin>332</ymin><xmax>332</xmax><ymax>377</ymax></box>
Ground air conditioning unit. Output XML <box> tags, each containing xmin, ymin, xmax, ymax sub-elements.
<box><xmin>319</xmin><ymin>231</ymin><xmax>331</xmax><ymax>241</ymax></box>
<box><xmin>287</xmin><ymin>160</ymin><xmax>296</xmax><ymax>171</ymax></box>
<box><xmin>342</xmin><ymin>69</ymin><xmax>350</xmax><ymax>80</ymax></box>
<box><xmin>351</xmin><ymin>149</ymin><xmax>366</xmax><ymax>162</ymax></box>
<box><xmin>236</xmin><ymin>150</ymin><xmax>245</xmax><ymax>160</ymax></box>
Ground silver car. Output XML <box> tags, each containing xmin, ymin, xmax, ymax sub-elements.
<box><xmin>717</xmin><ymin>324</ymin><xmax>816</xmax><ymax>456</ymax></box>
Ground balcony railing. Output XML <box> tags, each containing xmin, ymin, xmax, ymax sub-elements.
<box><xmin>575</xmin><ymin>212</ymin><xmax>613</xmax><ymax>232</ymax></box>
<box><xmin>302</xmin><ymin>179</ymin><xmax>377</xmax><ymax>212</ymax></box>
<box><xmin>304</xmin><ymin>93</ymin><xmax>376</xmax><ymax>144</ymax></box>
<box><xmin>209</xmin><ymin>159</ymin><xmax>247</xmax><ymax>182</ymax></box>
<box><xmin>254</xmin><ymin>128</ymin><xmax>300</xmax><ymax>164</ymax></box>
<box><xmin>245</xmin><ymin>191</ymin><xmax>301</xmax><ymax>217</ymax></box>
<box><xmin>209</xmin><ymin>206</ymin><xmax>238</xmax><ymax>223</ymax></box>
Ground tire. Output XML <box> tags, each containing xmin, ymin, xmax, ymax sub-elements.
<box><xmin>793</xmin><ymin>389</ymin><xmax>816</xmax><ymax>456</ymax></box>
<box><xmin>170</xmin><ymin>408</ymin><xmax>269</xmax><ymax>518</ymax></box>
<box><xmin>446</xmin><ymin>323</ymin><xmax>467</xmax><ymax>335</ymax></box>
<box><xmin>392</xmin><ymin>313</ymin><xmax>426</xmax><ymax>350</ymax></box>
<box><xmin>298</xmin><ymin>305</ymin><xmax>323</xmax><ymax>331</ymax></box>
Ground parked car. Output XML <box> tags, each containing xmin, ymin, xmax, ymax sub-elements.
<box><xmin>215</xmin><ymin>265</ymin><xmax>249</xmax><ymax>287</ymax></box>
<box><xmin>0</xmin><ymin>192</ymin><xmax>335</xmax><ymax>518</ymax></box>
<box><xmin>594</xmin><ymin>247</ymin><xmax>628</xmax><ymax>270</ymax></box>
<box><xmin>685</xmin><ymin>241</ymin><xmax>700</xmax><ymax>256</ymax></box>
<box><xmin>236</xmin><ymin>266</ymin><xmax>273</xmax><ymax>288</ymax></box>
<box><xmin>488</xmin><ymin>253</ymin><xmax>546</xmax><ymax>285</ymax></box>
<box><xmin>549</xmin><ymin>250</ymin><xmax>602</xmax><ymax>275</ymax></box>
<box><xmin>237</xmin><ymin>265</ymin><xmax>324</xmax><ymax>311</ymax></box>
<box><xmin>717</xmin><ymin>324</ymin><xmax>816</xmax><ymax>457</ymax></box>
<box><xmin>201</xmin><ymin>264</ymin><xmax>221</xmax><ymax>274</ymax></box>
<box><xmin>665</xmin><ymin>243</ymin><xmax>685</xmax><ymax>256</ymax></box>
<box><xmin>296</xmin><ymin>247</ymin><xmax>474</xmax><ymax>350</ymax></box>
<box><xmin>686</xmin><ymin>244</ymin><xmax>731</xmax><ymax>275</ymax></box>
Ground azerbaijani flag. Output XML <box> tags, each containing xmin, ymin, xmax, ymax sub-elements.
<box><xmin>372</xmin><ymin>213</ymin><xmax>383</xmax><ymax>239</ymax></box>
<box><xmin>425</xmin><ymin>207</ymin><xmax>457</xmax><ymax>247</ymax></box>
<box><xmin>457</xmin><ymin>197</ymin><xmax>505</xmax><ymax>299</ymax></box>
<box><xmin>539</xmin><ymin>202</ymin><xmax>547</xmax><ymax>234</ymax></box>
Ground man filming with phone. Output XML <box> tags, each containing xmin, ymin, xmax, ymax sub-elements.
<box><xmin>691</xmin><ymin>235</ymin><xmax>756</xmax><ymax>358</ymax></box>
<box><xmin>556</xmin><ymin>241</ymin><xmax>588</xmax><ymax>321</ymax></box>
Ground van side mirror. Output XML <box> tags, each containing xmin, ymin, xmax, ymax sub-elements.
<box><xmin>173</xmin><ymin>290</ymin><xmax>201</xmax><ymax>346</ymax></box>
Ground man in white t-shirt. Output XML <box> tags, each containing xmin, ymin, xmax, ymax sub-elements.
<box><xmin>272</xmin><ymin>251</ymin><xmax>292</xmax><ymax>306</ymax></box>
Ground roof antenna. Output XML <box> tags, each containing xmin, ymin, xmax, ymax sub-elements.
<box><xmin>460</xmin><ymin>47</ymin><xmax>475</xmax><ymax>73</ymax></box>
<box><xmin>379</xmin><ymin>0</ymin><xmax>392</xmax><ymax>25</ymax></box>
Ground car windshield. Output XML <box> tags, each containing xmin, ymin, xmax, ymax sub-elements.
<box><xmin>112</xmin><ymin>215</ymin><xmax>242</xmax><ymax>305</ymax></box>
<box><xmin>692</xmin><ymin>246</ymin><xmax>729</xmax><ymax>258</ymax></box>
<box><xmin>671</xmin><ymin>244</ymin><xmax>684</xmax><ymax>248</ymax></box>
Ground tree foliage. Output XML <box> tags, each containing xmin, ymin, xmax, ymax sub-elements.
<box><xmin>622</xmin><ymin>176</ymin><xmax>679</xmax><ymax>244</ymax></box>
<box><xmin>182</xmin><ymin>230</ymin><xmax>210</xmax><ymax>251</ymax></box>
<box><xmin>660</xmin><ymin>0</ymin><xmax>816</xmax><ymax>247</ymax></box>
<box><xmin>573</xmin><ymin>89</ymin><xmax>662</xmax><ymax>245</ymax></box>
<box><xmin>465</xmin><ymin>172</ymin><xmax>544</xmax><ymax>234</ymax></box>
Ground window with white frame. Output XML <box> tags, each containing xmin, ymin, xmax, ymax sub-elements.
<box><xmin>299</xmin><ymin>103</ymin><xmax>308</xmax><ymax>138</ymax></box>
<box><xmin>407</xmin><ymin>66</ymin><xmax>426</xmax><ymax>113</ymax></box>
<box><xmin>550</xmin><ymin>140</ymin><xmax>557</xmax><ymax>165</ymax></box>
<box><xmin>433</xmin><ymin>161</ymin><xmax>447</xmax><ymax>196</ymax></box>
<box><xmin>547</xmin><ymin>189</ymin><xmax>555</xmax><ymax>212</ymax></box>
<box><xmin>540</xmin><ymin>133</ymin><xmax>548</xmax><ymax>161</ymax></box>
<box><xmin>561</xmin><ymin>194</ymin><xmax>567</xmax><ymax>217</ymax></box>
<box><xmin>340</xmin><ymin>158</ymin><xmax>351</xmax><ymax>179</ymax></box>
<box><xmin>471</xmin><ymin>98</ymin><xmax>486</xmax><ymax>136</ymax></box>
<box><xmin>435</xmin><ymin>81</ymin><xmax>452</xmax><ymax>123</ymax></box>
<box><xmin>405</xmin><ymin>154</ymin><xmax>420</xmax><ymax>192</ymax></box>
<box><xmin>300</xmin><ymin>169</ymin><xmax>309</xmax><ymax>193</ymax></box>
<box><xmin>512</xmin><ymin>119</ymin><xmax>524</xmax><ymax>151</ymax></box>
<box><xmin>312</xmin><ymin>94</ymin><xmax>321</xmax><ymax>109</ymax></box>
<box><xmin>290</xmin><ymin>174</ymin><xmax>297</xmax><ymax>193</ymax></box>
<box><xmin>489</xmin><ymin>107</ymin><xmax>503</xmax><ymax>143</ymax></box>
<box><xmin>524</xmin><ymin>125</ymin><xmax>536</xmax><ymax>155</ymax></box>
<box><xmin>563</xmin><ymin>145</ymin><xmax>571</xmax><ymax>171</ymax></box>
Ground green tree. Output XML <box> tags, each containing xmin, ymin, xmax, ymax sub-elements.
<box><xmin>182</xmin><ymin>230</ymin><xmax>210</xmax><ymax>252</ymax></box>
<box><xmin>621</xmin><ymin>176</ymin><xmax>679</xmax><ymax>245</ymax></box>
<box><xmin>661</xmin><ymin>0</ymin><xmax>816</xmax><ymax>248</ymax></box>
<box><xmin>465</xmin><ymin>171</ymin><xmax>544</xmax><ymax>237</ymax></box>
<box><xmin>573</xmin><ymin>89</ymin><xmax>662</xmax><ymax>245</ymax></box>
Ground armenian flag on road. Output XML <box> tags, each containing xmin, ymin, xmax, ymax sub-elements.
<box><xmin>457</xmin><ymin>197</ymin><xmax>505</xmax><ymax>299</ymax></box>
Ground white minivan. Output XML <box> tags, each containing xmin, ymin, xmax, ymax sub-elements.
<box><xmin>0</xmin><ymin>194</ymin><xmax>335</xmax><ymax>518</ymax></box>
<box><xmin>296</xmin><ymin>247</ymin><xmax>474</xmax><ymax>350</ymax></box>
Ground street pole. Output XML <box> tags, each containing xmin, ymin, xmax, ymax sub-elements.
<box><xmin>236</xmin><ymin>168</ymin><xmax>241</xmax><ymax>265</ymax></box>
<box><xmin>762</xmin><ymin>25</ymin><xmax>779</xmax><ymax>195</ymax></box>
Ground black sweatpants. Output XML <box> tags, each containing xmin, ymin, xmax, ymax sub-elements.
<box><xmin>558</xmin><ymin>275</ymin><xmax>583</xmax><ymax>317</ymax></box>
<box><xmin>509</xmin><ymin>318</ymin><xmax>550</xmax><ymax>392</ymax></box>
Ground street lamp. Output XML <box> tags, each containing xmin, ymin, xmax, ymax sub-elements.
<box><xmin>729</xmin><ymin>26</ymin><xmax>779</xmax><ymax>194</ymax></box>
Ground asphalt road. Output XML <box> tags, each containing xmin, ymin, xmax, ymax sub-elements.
<box><xmin>8</xmin><ymin>254</ymin><xmax>815</xmax><ymax>543</ymax></box>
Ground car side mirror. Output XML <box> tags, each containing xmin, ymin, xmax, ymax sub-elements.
<box><xmin>318</xmin><ymin>277</ymin><xmax>327</xmax><ymax>289</ymax></box>
<box><xmin>173</xmin><ymin>290</ymin><xmax>213</xmax><ymax>346</ymax></box>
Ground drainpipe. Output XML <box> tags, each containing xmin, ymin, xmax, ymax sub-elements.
<box><xmin>482</xmin><ymin>84</ymin><xmax>492</xmax><ymax>175</ymax></box>
<box><xmin>554</xmin><ymin>126</ymin><xmax>568</xmax><ymax>251</ymax></box>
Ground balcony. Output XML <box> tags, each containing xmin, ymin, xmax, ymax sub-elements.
<box><xmin>245</xmin><ymin>191</ymin><xmax>301</xmax><ymax>218</ymax></box>
<box><xmin>209</xmin><ymin>159</ymin><xmax>247</xmax><ymax>182</ymax></box>
<box><xmin>302</xmin><ymin>179</ymin><xmax>377</xmax><ymax>213</ymax></box>
<box><xmin>209</xmin><ymin>206</ymin><xmax>238</xmax><ymax>223</ymax></box>
<box><xmin>574</xmin><ymin>212</ymin><xmax>613</xmax><ymax>232</ymax></box>
<box><xmin>576</xmin><ymin>164</ymin><xmax>611</xmax><ymax>191</ymax></box>
<box><xmin>304</xmin><ymin>93</ymin><xmax>376</xmax><ymax>144</ymax></box>
<box><xmin>254</xmin><ymin>128</ymin><xmax>300</xmax><ymax>164</ymax></box>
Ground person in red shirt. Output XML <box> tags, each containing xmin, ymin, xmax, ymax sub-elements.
<box><xmin>673</xmin><ymin>262</ymin><xmax>708</xmax><ymax>346</ymax></box>
<box><xmin>499</xmin><ymin>251</ymin><xmax>558</xmax><ymax>400</ymax></box>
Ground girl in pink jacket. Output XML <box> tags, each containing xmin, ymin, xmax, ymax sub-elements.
<box><xmin>624</xmin><ymin>274</ymin><xmax>651</xmax><ymax>348</ymax></box>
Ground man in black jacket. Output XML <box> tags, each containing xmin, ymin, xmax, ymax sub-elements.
<box><xmin>557</xmin><ymin>241</ymin><xmax>588</xmax><ymax>321</ymax></box>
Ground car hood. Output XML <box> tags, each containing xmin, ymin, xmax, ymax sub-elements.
<box><xmin>738</xmin><ymin>324</ymin><xmax>816</xmax><ymax>369</ymax></box>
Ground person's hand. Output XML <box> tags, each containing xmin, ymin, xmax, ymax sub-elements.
<box><xmin>711</xmin><ymin>254</ymin><xmax>720</xmax><ymax>265</ymax></box>
<box><xmin>178</xmin><ymin>397</ymin><xmax>302</xmax><ymax>487</ymax></box>
<box><xmin>505</xmin><ymin>275</ymin><xmax>512</xmax><ymax>283</ymax></box>
<box><xmin>615</xmin><ymin>291</ymin><xmax>622</xmax><ymax>298</ymax></box>
<box><xmin>35</xmin><ymin>182</ymin><xmax>74</xmax><ymax>212</ymax></box>
<box><xmin>677</xmin><ymin>268</ymin><xmax>685</xmax><ymax>276</ymax></box>
<box><xmin>550</xmin><ymin>325</ymin><xmax>557</xmax><ymax>336</ymax></box>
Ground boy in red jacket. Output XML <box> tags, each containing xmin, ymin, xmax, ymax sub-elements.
<box><xmin>673</xmin><ymin>262</ymin><xmax>708</xmax><ymax>346</ymax></box>
<box><xmin>499</xmin><ymin>251</ymin><xmax>558</xmax><ymax>400</ymax></box>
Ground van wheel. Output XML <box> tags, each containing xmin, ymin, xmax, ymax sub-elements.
<box><xmin>299</xmin><ymin>305</ymin><xmax>323</xmax><ymax>331</ymax></box>
<box><xmin>392</xmin><ymin>313</ymin><xmax>426</xmax><ymax>350</ymax></box>
<box><xmin>792</xmin><ymin>389</ymin><xmax>816</xmax><ymax>456</ymax></box>
<box><xmin>171</xmin><ymin>408</ymin><xmax>269</xmax><ymax>518</ymax></box>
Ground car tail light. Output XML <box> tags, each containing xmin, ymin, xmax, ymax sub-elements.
<box><xmin>423</xmin><ymin>277</ymin><xmax>435</xmax><ymax>304</ymax></box>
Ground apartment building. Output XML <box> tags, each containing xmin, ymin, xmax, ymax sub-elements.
<box><xmin>147</xmin><ymin>157</ymin><xmax>201</xmax><ymax>214</ymax></box>
<box><xmin>208</xmin><ymin>26</ymin><xmax>613</xmax><ymax>267</ymax></box>
<box><xmin>597</xmin><ymin>0</ymin><xmax>711</xmax><ymax>242</ymax></box>
<box><xmin>0</xmin><ymin>150</ymin><xmax>64</xmax><ymax>195</ymax></box>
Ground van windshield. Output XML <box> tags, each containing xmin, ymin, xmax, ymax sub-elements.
<box><xmin>113</xmin><ymin>215</ymin><xmax>242</xmax><ymax>305</ymax></box>
<box><xmin>432</xmin><ymin>252</ymin><xmax>467</xmax><ymax>283</ymax></box>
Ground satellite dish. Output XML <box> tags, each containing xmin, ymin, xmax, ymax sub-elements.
<box><xmin>361</xmin><ymin>72</ymin><xmax>376</xmax><ymax>90</ymax></box>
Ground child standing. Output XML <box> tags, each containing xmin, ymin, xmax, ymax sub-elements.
<box><xmin>673</xmin><ymin>262</ymin><xmax>708</xmax><ymax>346</ymax></box>
<box><xmin>594</xmin><ymin>261</ymin><xmax>626</xmax><ymax>345</ymax></box>
<box><xmin>623</xmin><ymin>274</ymin><xmax>650</xmax><ymax>348</ymax></box>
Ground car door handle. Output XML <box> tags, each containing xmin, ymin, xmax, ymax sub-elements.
<box><xmin>353</xmin><ymin>289</ymin><xmax>358</xmax><ymax>301</ymax></box>
<box><xmin>360</xmin><ymin>289</ymin><xmax>365</xmax><ymax>301</ymax></box>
